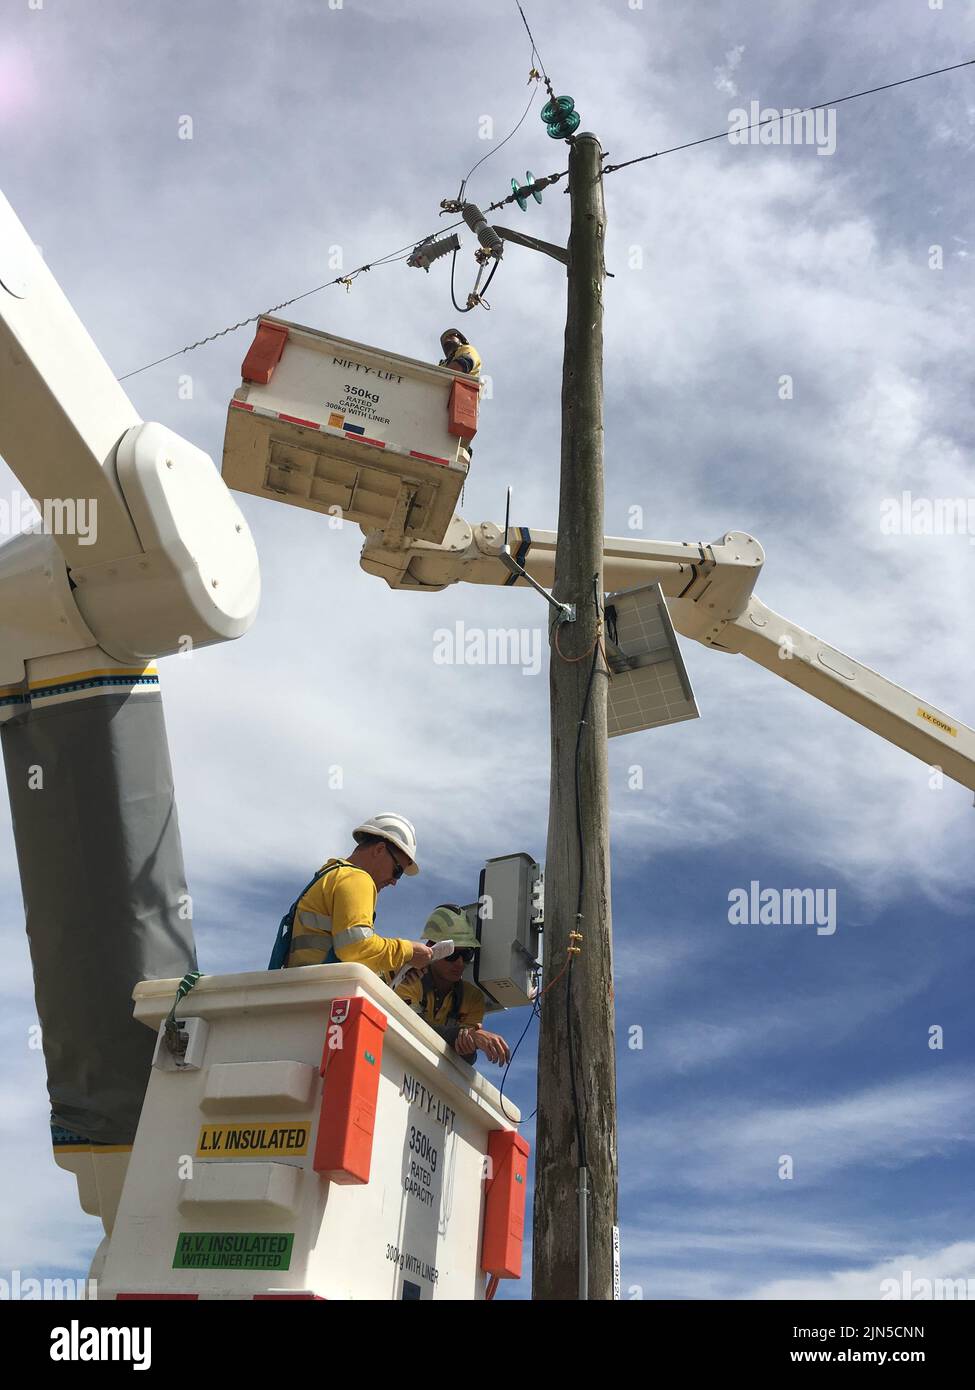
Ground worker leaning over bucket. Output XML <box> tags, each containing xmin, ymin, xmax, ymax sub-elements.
<box><xmin>269</xmin><ymin>814</ymin><xmax>434</xmax><ymax>975</ymax></box>
<box><xmin>395</xmin><ymin>906</ymin><xmax>511</xmax><ymax>1067</ymax></box>
<box><xmin>439</xmin><ymin>328</ymin><xmax>481</xmax><ymax>378</ymax></box>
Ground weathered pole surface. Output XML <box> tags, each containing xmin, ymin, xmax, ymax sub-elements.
<box><xmin>532</xmin><ymin>131</ymin><xmax>617</xmax><ymax>1301</ymax></box>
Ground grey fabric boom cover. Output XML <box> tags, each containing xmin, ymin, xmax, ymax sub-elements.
<box><xmin>2</xmin><ymin>689</ymin><xmax>197</xmax><ymax>1144</ymax></box>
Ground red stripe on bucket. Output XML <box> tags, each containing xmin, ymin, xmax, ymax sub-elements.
<box><xmin>409</xmin><ymin>450</ymin><xmax>450</xmax><ymax>465</ymax></box>
<box><xmin>278</xmin><ymin>412</ymin><xmax>320</xmax><ymax>430</ymax></box>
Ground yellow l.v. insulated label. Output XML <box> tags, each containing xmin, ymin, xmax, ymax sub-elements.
<box><xmin>916</xmin><ymin>707</ymin><xmax>957</xmax><ymax>738</ymax></box>
<box><xmin>196</xmin><ymin>1123</ymin><xmax>310</xmax><ymax>1159</ymax></box>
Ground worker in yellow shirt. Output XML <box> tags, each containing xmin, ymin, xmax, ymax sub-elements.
<box><xmin>269</xmin><ymin>813</ymin><xmax>434</xmax><ymax>976</ymax></box>
<box><xmin>395</xmin><ymin>906</ymin><xmax>510</xmax><ymax>1066</ymax></box>
<box><xmin>439</xmin><ymin>328</ymin><xmax>481</xmax><ymax>378</ymax></box>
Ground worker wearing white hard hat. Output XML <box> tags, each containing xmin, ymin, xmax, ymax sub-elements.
<box><xmin>395</xmin><ymin>906</ymin><xmax>510</xmax><ymax>1067</ymax></box>
<box><xmin>271</xmin><ymin>813</ymin><xmax>434</xmax><ymax>975</ymax></box>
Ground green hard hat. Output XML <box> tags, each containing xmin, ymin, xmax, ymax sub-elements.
<box><xmin>424</xmin><ymin>904</ymin><xmax>480</xmax><ymax>949</ymax></box>
<box><xmin>440</xmin><ymin>328</ymin><xmax>469</xmax><ymax>350</ymax></box>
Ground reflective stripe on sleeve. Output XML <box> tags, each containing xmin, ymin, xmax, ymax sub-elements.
<box><xmin>332</xmin><ymin>925</ymin><xmax>374</xmax><ymax>950</ymax></box>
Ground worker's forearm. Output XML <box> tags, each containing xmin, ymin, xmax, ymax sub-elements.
<box><xmin>438</xmin><ymin>1021</ymin><xmax>462</xmax><ymax>1045</ymax></box>
<box><xmin>427</xmin><ymin>1020</ymin><xmax>473</xmax><ymax>1057</ymax></box>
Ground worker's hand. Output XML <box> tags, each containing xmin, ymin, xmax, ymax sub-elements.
<box><xmin>471</xmin><ymin>1029</ymin><xmax>510</xmax><ymax>1065</ymax></box>
<box><xmin>409</xmin><ymin>941</ymin><xmax>434</xmax><ymax>967</ymax></box>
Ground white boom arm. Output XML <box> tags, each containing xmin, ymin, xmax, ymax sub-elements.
<box><xmin>0</xmin><ymin>187</ymin><xmax>261</xmax><ymax>1221</ymax></box>
<box><xmin>713</xmin><ymin>596</ymin><xmax>975</xmax><ymax>793</ymax></box>
<box><xmin>0</xmin><ymin>188</ymin><xmax>259</xmax><ymax>670</ymax></box>
<box><xmin>0</xmin><ymin>192</ymin><xmax>143</xmax><ymax>568</ymax></box>
<box><xmin>360</xmin><ymin>518</ymin><xmax>975</xmax><ymax>792</ymax></box>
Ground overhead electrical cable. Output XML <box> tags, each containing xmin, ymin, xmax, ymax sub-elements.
<box><xmin>456</xmin><ymin>84</ymin><xmax>540</xmax><ymax>204</ymax></box>
<box><xmin>514</xmin><ymin>0</ymin><xmax>556</xmax><ymax>104</ymax></box>
<box><xmin>117</xmin><ymin>230</ymin><xmax>461</xmax><ymax>380</ymax></box>
<box><xmin>603</xmin><ymin>56</ymin><xmax>975</xmax><ymax>173</ymax></box>
<box><xmin>118</xmin><ymin>56</ymin><xmax>973</xmax><ymax>380</ymax></box>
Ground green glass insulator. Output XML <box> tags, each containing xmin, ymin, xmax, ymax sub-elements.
<box><xmin>512</xmin><ymin>177</ymin><xmax>528</xmax><ymax>211</ymax></box>
<box><xmin>542</xmin><ymin>94</ymin><xmax>575</xmax><ymax>123</ymax></box>
<box><xmin>546</xmin><ymin>114</ymin><xmax>580</xmax><ymax>139</ymax></box>
<box><xmin>542</xmin><ymin>95</ymin><xmax>580</xmax><ymax>139</ymax></box>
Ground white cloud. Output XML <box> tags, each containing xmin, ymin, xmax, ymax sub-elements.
<box><xmin>623</xmin><ymin>1072</ymin><xmax>975</xmax><ymax>1194</ymax></box>
<box><xmin>750</xmin><ymin>1240</ymin><xmax>975</xmax><ymax>1300</ymax></box>
<box><xmin>714</xmin><ymin>44</ymin><xmax>746</xmax><ymax>99</ymax></box>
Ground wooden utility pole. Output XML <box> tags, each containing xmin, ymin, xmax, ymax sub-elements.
<box><xmin>532</xmin><ymin>132</ymin><xmax>617</xmax><ymax>1300</ymax></box>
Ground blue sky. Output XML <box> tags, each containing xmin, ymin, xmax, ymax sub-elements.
<box><xmin>1</xmin><ymin>0</ymin><xmax>974</xmax><ymax>1300</ymax></box>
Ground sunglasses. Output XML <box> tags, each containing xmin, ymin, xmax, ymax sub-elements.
<box><xmin>446</xmin><ymin>948</ymin><xmax>475</xmax><ymax>963</ymax></box>
<box><xmin>385</xmin><ymin>843</ymin><xmax>405</xmax><ymax>880</ymax></box>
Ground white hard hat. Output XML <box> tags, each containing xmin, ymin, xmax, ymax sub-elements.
<box><xmin>352</xmin><ymin>813</ymin><xmax>419</xmax><ymax>875</ymax></box>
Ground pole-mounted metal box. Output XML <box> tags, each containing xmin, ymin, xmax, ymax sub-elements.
<box><xmin>474</xmin><ymin>853</ymin><xmax>542</xmax><ymax>1009</ymax></box>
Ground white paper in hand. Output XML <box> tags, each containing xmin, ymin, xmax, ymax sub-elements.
<box><xmin>390</xmin><ymin>940</ymin><xmax>454</xmax><ymax>992</ymax></box>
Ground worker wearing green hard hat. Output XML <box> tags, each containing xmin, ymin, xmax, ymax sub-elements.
<box><xmin>424</xmin><ymin>904</ymin><xmax>481</xmax><ymax>950</ymax></box>
<box><xmin>395</xmin><ymin>905</ymin><xmax>510</xmax><ymax>1067</ymax></box>
<box><xmin>439</xmin><ymin>328</ymin><xmax>482</xmax><ymax>379</ymax></box>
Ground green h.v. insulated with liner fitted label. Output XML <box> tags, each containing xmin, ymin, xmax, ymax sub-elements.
<box><xmin>174</xmin><ymin>1233</ymin><xmax>294</xmax><ymax>1270</ymax></box>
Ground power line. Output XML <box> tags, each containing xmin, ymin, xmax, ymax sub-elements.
<box><xmin>120</xmin><ymin>5</ymin><xmax>556</xmax><ymax>380</ymax></box>
<box><xmin>457</xmin><ymin>83</ymin><xmax>540</xmax><ymax>204</ymax></box>
<box><xmin>456</xmin><ymin>1</ymin><xmax>550</xmax><ymax>204</ymax></box>
<box><xmin>603</xmin><ymin>56</ymin><xmax>975</xmax><ymax>174</ymax></box>
<box><xmin>117</xmin><ymin>55</ymin><xmax>973</xmax><ymax>381</ymax></box>
<box><xmin>514</xmin><ymin>0</ymin><xmax>554</xmax><ymax>101</ymax></box>
<box><xmin>116</xmin><ymin>168</ymin><xmax>568</xmax><ymax>380</ymax></box>
<box><xmin>117</xmin><ymin>232</ymin><xmax>459</xmax><ymax>381</ymax></box>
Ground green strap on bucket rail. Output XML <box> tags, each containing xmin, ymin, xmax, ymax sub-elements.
<box><xmin>163</xmin><ymin>971</ymin><xmax>203</xmax><ymax>1056</ymax></box>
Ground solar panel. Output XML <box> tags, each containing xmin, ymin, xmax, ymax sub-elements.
<box><xmin>604</xmin><ymin>582</ymin><xmax>700</xmax><ymax>736</ymax></box>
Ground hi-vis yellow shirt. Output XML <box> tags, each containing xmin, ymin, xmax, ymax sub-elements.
<box><xmin>395</xmin><ymin>975</ymin><xmax>486</xmax><ymax>1030</ymax></box>
<box><xmin>440</xmin><ymin>343</ymin><xmax>481</xmax><ymax>378</ymax></box>
<box><xmin>285</xmin><ymin>859</ymin><xmax>414</xmax><ymax>976</ymax></box>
